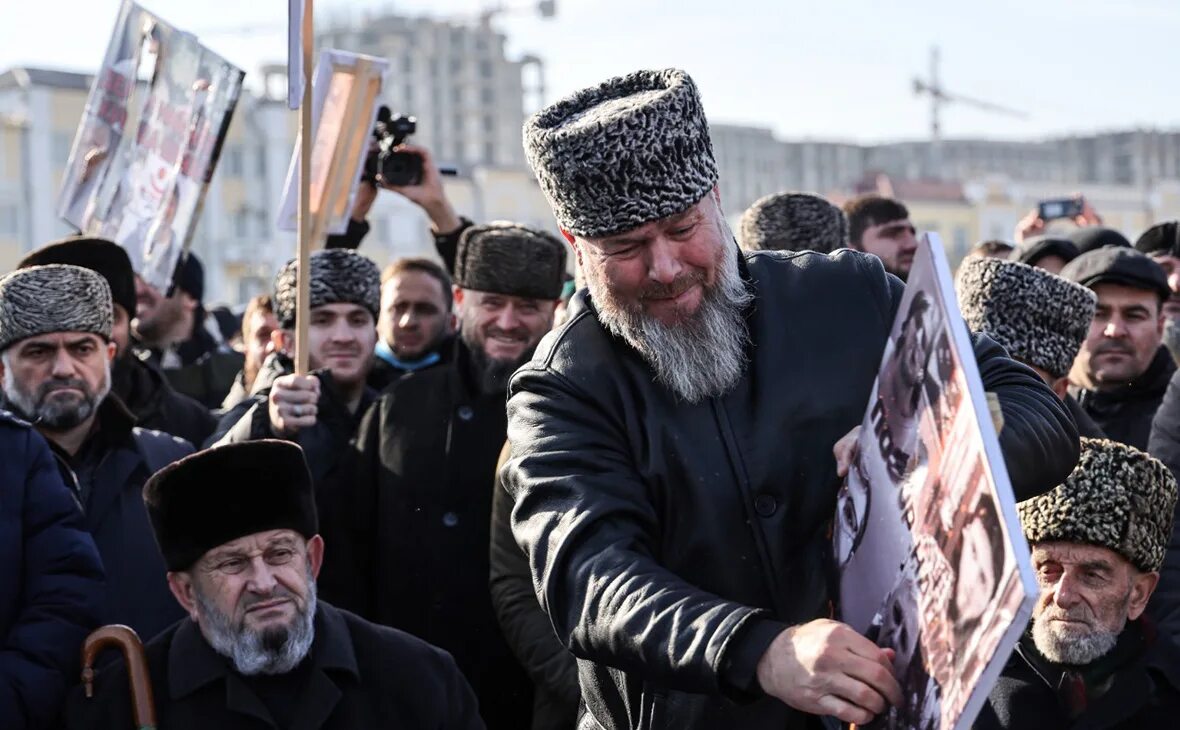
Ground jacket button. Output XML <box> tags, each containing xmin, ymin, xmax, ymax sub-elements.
<box><xmin>754</xmin><ymin>494</ymin><xmax>778</xmax><ymax>517</ymax></box>
<box><xmin>457</xmin><ymin>405</ymin><xmax>474</xmax><ymax>421</ymax></box>
<box><xmin>442</xmin><ymin>512</ymin><xmax>459</xmax><ymax>527</ymax></box>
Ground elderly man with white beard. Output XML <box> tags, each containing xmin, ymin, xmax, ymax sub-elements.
<box><xmin>502</xmin><ymin>68</ymin><xmax>1081</xmax><ymax>730</ymax></box>
<box><xmin>0</xmin><ymin>264</ymin><xmax>190</xmax><ymax>643</ymax></box>
<box><xmin>66</xmin><ymin>440</ymin><xmax>483</xmax><ymax>729</ymax></box>
<box><xmin>975</xmin><ymin>438</ymin><xmax>1180</xmax><ymax>729</ymax></box>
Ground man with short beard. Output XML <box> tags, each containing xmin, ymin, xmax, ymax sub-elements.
<box><xmin>976</xmin><ymin>438</ymin><xmax>1180</xmax><ymax>729</ymax></box>
<box><xmin>504</xmin><ymin>68</ymin><xmax>1080</xmax><ymax>730</ymax></box>
<box><xmin>18</xmin><ymin>236</ymin><xmax>216</xmax><ymax>447</ymax></box>
<box><xmin>335</xmin><ymin>223</ymin><xmax>564</xmax><ymax>729</ymax></box>
<box><xmin>1062</xmin><ymin>247</ymin><xmax>1175</xmax><ymax>450</ymax></box>
<box><xmin>0</xmin><ymin>264</ymin><xmax>191</xmax><ymax>642</ymax></box>
<box><xmin>66</xmin><ymin>440</ymin><xmax>482</xmax><ymax>729</ymax></box>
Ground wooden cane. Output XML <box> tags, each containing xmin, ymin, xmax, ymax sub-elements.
<box><xmin>81</xmin><ymin>625</ymin><xmax>158</xmax><ymax>730</ymax></box>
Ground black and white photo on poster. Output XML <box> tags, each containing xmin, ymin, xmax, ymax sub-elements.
<box><xmin>56</xmin><ymin>0</ymin><xmax>244</xmax><ymax>292</ymax></box>
<box><xmin>834</xmin><ymin>234</ymin><xmax>1038</xmax><ymax>730</ymax></box>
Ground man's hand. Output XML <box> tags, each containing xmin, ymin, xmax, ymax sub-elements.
<box><xmin>834</xmin><ymin>426</ymin><xmax>862</xmax><ymax>478</ymax></box>
<box><xmin>379</xmin><ymin>143</ymin><xmax>463</xmax><ymax>234</ymax></box>
<box><xmin>1073</xmin><ymin>196</ymin><xmax>1103</xmax><ymax>228</ymax></box>
<box><xmin>1014</xmin><ymin>209</ymin><xmax>1045</xmax><ymax>244</ymax></box>
<box><xmin>350</xmin><ymin>180</ymin><xmax>378</xmax><ymax>223</ymax></box>
<box><xmin>268</xmin><ymin>374</ymin><xmax>321</xmax><ymax>437</ymax></box>
<box><xmin>757</xmin><ymin>620</ymin><xmax>901</xmax><ymax>726</ymax></box>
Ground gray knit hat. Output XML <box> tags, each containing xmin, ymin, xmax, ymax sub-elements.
<box><xmin>739</xmin><ymin>192</ymin><xmax>849</xmax><ymax>253</ymax></box>
<box><xmin>455</xmin><ymin>222</ymin><xmax>568</xmax><ymax>300</ymax></box>
<box><xmin>273</xmin><ymin>249</ymin><xmax>380</xmax><ymax>329</ymax></box>
<box><xmin>1019</xmin><ymin>438</ymin><xmax>1177</xmax><ymax>573</ymax></box>
<box><xmin>0</xmin><ymin>264</ymin><xmax>113</xmax><ymax>353</ymax></box>
<box><xmin>955</xmin><ymin>257</ymin><xmax>1097</xmax><ymax>379</ymax></box>
<box><xmin>523</xmin><ymin>68</ymin><xmax>718</xmax><ymax>238</ymax></box>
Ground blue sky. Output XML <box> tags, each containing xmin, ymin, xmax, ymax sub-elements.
<box><xmin>1</xmin><ymin>0</ymin><xmax>1175</xmax><ymax>143</ymax></box>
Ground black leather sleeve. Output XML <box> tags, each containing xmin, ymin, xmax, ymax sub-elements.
<box><xmin>1148</xmin><ymin>369</ymin><xmax>1180</xmax><ymax>642</ymax></box>
<box><xmin>503</xmin><ymin>367</ymin><xmax>775</xmax><ymax>695</ymax></box>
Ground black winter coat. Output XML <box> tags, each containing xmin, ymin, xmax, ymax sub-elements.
<box><xmin>490</xmin><ymin>442</ymin><xmax>580</xmax><ymax>730</ymax></box>
<box><xmin>111</xmin><ymin>354</ymin><xmax>216</xmax><ymax>447</ymax></box>
<box><xmin>1071</xmin><ymin>345</ymin><xmax>1175</xmax><ymax>450</ymax></box>
<box><xmin>48</xmin><ymin>396</ymin><xmax>192</xmax><ymax>642</ymax></box>
<box><xmin>975</xmin><ymin>622</ymin><xmax>1180</xmax><ymax>730</ymax></box>
<box><xmin>1146</xmin><ymin>366</ymin><xmax>1180</xmax><ymax>642</ymax></box>
<box><xmin>502</xmin><ymin>249</ymin><xmax>1080</xmax><ymax>730</ymax></box>
<box><xmin>0</xmin><ymin>412</ymin><xmax>104</xmax><ymax>730</ymax></box>
<box><xmin>65</xmin><ymin>602</ymin><xmax>484</xmax><ymax>730</ymax></box>
<box><xmin>335</xmin><ymin>342</ymin><xmax>533</xmax><ymax>729</ymax></box>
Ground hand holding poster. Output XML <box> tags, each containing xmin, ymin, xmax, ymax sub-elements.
<box><xmin>834</xmin><ymin>234</ymin><xmax>1038</xmax><ymax>730</ymax></box>
<box><xmin>56</xmin><ymin>0</ymin><xmax>244</xmax><ymax>292</ymax></box>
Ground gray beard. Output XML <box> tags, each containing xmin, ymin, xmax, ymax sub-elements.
<box><xmin>1031</xmin><ymin>607</ymin><xmax>1124</xmax><ymax>665</ymax></box>
<box><xmin>589</xmin><ymin>246</ymin><xmax>752</xmax><ymax>404</ymax></box>
<box><xmin>2</xmin><ymin>358</ymin><xmax>111</xmax><ymax>431</ymax></box>
<box><xmin>195</xmin><ymin>575</ymin><xmax>317</xmax><ymax>676</ymax></box>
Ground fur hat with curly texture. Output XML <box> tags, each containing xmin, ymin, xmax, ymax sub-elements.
<box><xmin>455</xmin><ymin>222</ymin><xmax>568</xmax><ymax>300</ymax></box>
<box><xmin>0</xmin><ymin>264</ymin><xmax>113</xmax><ymax>352</ymax></box>
<box><xmin>273</xmin><ymin>249</ymin><xmax>380</xmax><ymax>329</ymax></box>
<box><xmin>739</xmin><ymin>192</ymin><xmax>848</xmax><ymax>253</ymax></box>
<box><xmin>523</xmin><ymin>68</ymin><xmax>718</xmax><ymax>238</ymax></box>
<box><xmin>1018</xmin><ymin>438</ymin><xmax>1177</xmax><ymax>573</ymax></box>
<box><xmin>955</xmin><ymin>257</ymin><xmax>1097</xmax><ymax>378</ymax></box>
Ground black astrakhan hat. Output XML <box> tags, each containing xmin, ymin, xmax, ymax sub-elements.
<box><xmin>1060</xmin><ymin>246</ymin><xmax>1170</xmax><ymax>302</ymax></box>
<box><xmin>1009</xmin><ymin>235</ymin><xmax>1079</xmax><ymax>269</ymax></box>
<box><xmin>1019</xmin><ymin>438</ymin><xmax>1176</xmax><ymax>573</ymax></box>
<box><xmin>955</xmin><ymin>257</ymin><xmax>1096</xmax><ymax>378</ymax></box>
<box><xmin>273</xmin><ymin>249</ymin><xmax>381</xmax><ymax>329</ymax></box>
<box><xmin>143</xmin><ymin>440</ymin><xmax>319</xmax><ymax>571</ymax></box>
<box><xmin>454</xmin><ymin>222</ymin><xmax>568</xmax><ymax>300</ymax></box>
<box><xmin>739</xmin><ymin>192</ymin><xmax>849</xmax><ymax>253</ymax></box>
<box><xmin>0</xmin><ymin>265</ymin><xmax>113</xmax><ymax>352</ymax></box>
<box><xmin>1135</xmin><ymin>221</ymin><xmax>1180</xmax><ymax>258</ymax></box>
<box><xmin>524</xmin><ymin>68</ymin><xmax>718</xmax><ymax>238</ymax></box>
<box><xmin>19</xmin><ymin>237</ymin><xmax>136</xmax><ymax>317</ymax></box>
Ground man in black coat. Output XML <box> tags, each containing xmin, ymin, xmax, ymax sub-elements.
<box><xmin>1062</xmin><ymin>246</ymin><xmax>1175</xmax><ymax>449</ymax></box>
<box><xmin>976</xmin><ymin>438</ymin><xmax>1180</xmax><ymax>729</ymax></box>
<box><xmin>368</xmin><ymin>257</ymin><xmax>455</xmax><ymax>391</ymax></box>
<box><xmin>338</xmin><ymin>222</ymin><xmax>566</xmax><ymax>728</ymax></box>
<box><xmin>18</xmin><ymin>237</ymin><xmax>216</xmax><ymax>448</ymax></box>
<box><xmin>0</xmin><ymin>264</ymin><xmax>190</xmax><ymax>643</ymax></box>
<box><xmin>0</xmin><ymin>412</ymin><xmax>104</xmax><ymax>730</ymax></box>
<box><xmin>955</xmin><ymin>256</ymin><xmax>1106</xmax><ymax>438</ymax></box>
<box><xmin>505</xmin><ymin>68</ymin><xmax>1079</xmax><ymax>730</ymax></box>
<box><xmin>67</xmin><ymin>440</ymin><xmax>483</xmax><ymax>729</ymax></box>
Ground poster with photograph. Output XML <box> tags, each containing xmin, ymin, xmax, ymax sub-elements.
<box><xmin>833</xmin><ymin>233</ymin><xmax>1038</xmax><ymax>730</ymax></box>
<box><xmin>276</xmin><ymin>49</ymin><xmax>387</xmax><ymax>241</ymax></box>
<box><xmin>56</xmin><ymin>0</ymin><xmax>244</xmax><ymax>292</ymax></box>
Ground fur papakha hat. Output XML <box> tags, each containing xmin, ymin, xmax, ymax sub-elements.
<box><xmin>955</xmin><ymin>257</ymin><xmax>1097</xmax><ymax>379</ymax></box>
<box><xmin>523</xmin><ymin>68</ymin><xmax>718</xmax><ymax>239</ymax></box>
<box><xmin>143</xmin><ymin>440</ymin><xmax>319</xmax><ymax>571</ymax></box>
<box><xmin>1018</xmin><ymin>438</ymin><xmax>1177</xmax><ymax>573</ymax></box>
<box><xmin>0</xmin><ymin>264</ymin><xmax>113</xmax><ymax>353</ymax></box>
<box><xmin>273</xmin><ymin>248</ymin><xmax>380</xmax><ymax>329</ymax></box>
<box><xmin>739</xmin><ymin>192</ymin><xmax>849</xmax><ymax>253</ymax></box>
<box><xmin>455</xmin><ymin>222</ymin><xmax>568</xmax><ymax>300</ymax></box>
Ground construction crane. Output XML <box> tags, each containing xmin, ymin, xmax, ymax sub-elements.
<box><xmin>913</xmin><ymin>46</ymin><xmax>1029</xmax><ymax>176</ymax></box>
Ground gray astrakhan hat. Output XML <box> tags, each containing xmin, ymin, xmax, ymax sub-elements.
<box><xmin>0</xmin><ymin>264</ymin><xmax>113</xmax><ymax>352</ymax></box>
<box><xmin>274</xmin><ymin>249</ymin><xmax>380</xmax><ymax>329</ymax></box>
<box><xmin>739</xmin><ymin>192</ymin><xmax>848</xmax><ymax>253</ymax></box>
<box><xmin>455</xmin><ymin>222</ymin><xmax>568</xmax><ymax>300</ymax></box>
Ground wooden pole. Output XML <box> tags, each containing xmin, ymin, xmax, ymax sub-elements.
<box><xmin>294</xmin><ymin>0</ymin><xmax>314</xmax><ymax>375</ymax></box>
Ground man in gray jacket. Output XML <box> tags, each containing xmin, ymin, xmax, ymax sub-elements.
<box><xmin>503</xmin><ymin>68</ymin><xmax>1080</xmax><ymax>730</ymax></box>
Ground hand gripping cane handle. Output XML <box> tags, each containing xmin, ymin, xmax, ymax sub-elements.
<box><xmin>81</xmin><ymin>625</ymin><xmax>158</xmax><ymax>730</ymax></box>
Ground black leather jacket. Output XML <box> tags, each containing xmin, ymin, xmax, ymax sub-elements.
<box><xmin>502</xmin><ymin>249</ymin><xmax>1080</xmax><ymax>730</ymax></box>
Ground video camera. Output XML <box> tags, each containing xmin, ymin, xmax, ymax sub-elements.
<box><xmin>365</xmin><ymin>105</ymin><xmax>422</xmax><ymax>187</ymax></box>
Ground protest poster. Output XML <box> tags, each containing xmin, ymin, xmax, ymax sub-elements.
<box><xmin>276</xmin><ymin>50</ymin><xmax>387</xmax><ymax>243</ymax></box>
<box><xmin>56</xmin><ymin>0</ymin><xmax>244</xmax><ymax>292</ymax></box>
<box><xmin>833</xmin><ymin>233</ymin><xmax>1038</xmax><ymax>730</ymax></box>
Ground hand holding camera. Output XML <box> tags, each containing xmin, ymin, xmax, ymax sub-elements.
<box><xmin>1014</xmin><ymin>195</ymin><xmax>1103</xmax><ymax>243</ymax></box>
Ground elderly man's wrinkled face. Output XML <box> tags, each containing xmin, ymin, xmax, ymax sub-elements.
<box><xmin>1</xmin><ymin>332</ymin><xmax>115</xmax><ymax>431</ymax></box>
<box><xmin>1072</xmin><ymin>283</ymin><xmax>1164</xmax><ymax>389</ymax></box>
<box><xmin>572</xmin><ymin>191</ymin><xmax>753</xmax><ymax>403</ymax></box>
<box><xmin>1030</xmin><ymin>541</ymin><xmax>1158</xmax><ymax>665</ymax></box>
<box><xmin>169</xmin><ymin>530</ymin><xmax>323</xmax><ymax>676</ymax></box>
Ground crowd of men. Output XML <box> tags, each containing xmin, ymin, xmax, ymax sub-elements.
<box><xmin>4</xmin><ymin>66</ymin><xmax>1180</xmax><ymax>730</ymax></box>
